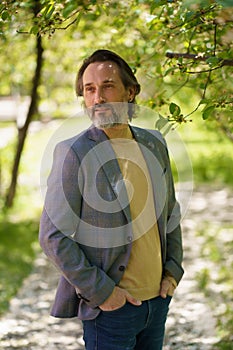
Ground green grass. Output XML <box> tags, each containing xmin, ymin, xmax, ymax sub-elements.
<box><xmin>0</xmin><ymin>218</ymin><xmax>39</xmax><ymax>315</ymax></box>
<box><xmin>0</xmin><ymin>130</ymin><xmax>43</xmax><ymax>315</ymax></box>
<box><xmin>0</xmin><ymin>123</ymin><xmax>48</xmax><ymax>316</ymax></box>
<box><xmin>182</xmin><ymin>125</ymin><xmax>233</xmax><ymax>186</ymax></box>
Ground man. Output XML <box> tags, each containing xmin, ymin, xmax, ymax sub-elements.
<box><xmin>39</xmin><ymin>49</ymin><xmax>184</xmax><ymax>350</ymax></box>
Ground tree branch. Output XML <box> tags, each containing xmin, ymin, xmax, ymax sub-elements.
<box><xmin>169</xmin><ymin>5</ymin><xmax>217</xmax><ymax>30</ymax></box>
<box><xmin>166</xmin><ymin>52</ymin><xmax>233</xmax><ymax>67</ymax></box>
<box><xmin>53</xmin><ymin>15</ymin><xmax>81</xmax><ymax>30</ymax></box>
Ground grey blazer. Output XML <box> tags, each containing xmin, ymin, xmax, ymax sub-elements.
<box><xmin>39</xmin><ymin>125</ymin><xmax>184</xmax><ymax>320</ymax></box>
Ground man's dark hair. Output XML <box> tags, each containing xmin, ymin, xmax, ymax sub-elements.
<box><xmin>75</xmin><ymin>49</ymin><xmax>141</xmax><ymax>119</ymax></box>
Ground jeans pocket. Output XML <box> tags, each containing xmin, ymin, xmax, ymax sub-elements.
<box><xmin>101</xmin><ymin>301</ymin><xmax>128</xmax><ymax>315</ymax></box>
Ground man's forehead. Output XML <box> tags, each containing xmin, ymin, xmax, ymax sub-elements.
<box><xmin>83</xmin><ymin>61</ymin><xmax>120</xmax><ymax>84</ymax></box>
<box><xmin>96</xmin><ymin>61</ymin><xmax>114</xmax><ymax>69</ymax></box>
<box><xmin>86</xmin><ymin>61</ymin><xmax>119</xmax><ymax>73</ymax></box>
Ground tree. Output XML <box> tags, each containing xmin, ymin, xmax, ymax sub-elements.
<box><xmin>1</xmin><ymin>0</ymin><xmax>233</xmax><ymax>206</ymax></box>
<box><xmin>149</xmin><ymin>0</ymin><xmax>233</xmax><ymax>140</ymax></box>
<box><xmin>1</xmin><ymin>1</ymin><xmax>44</xmax><ymax>207</ymax></box>
<box><xmin>2</xmin><ymin>0</ymin><xmax>232</xmax><ymax>132</ymax></box>
<box><xmin>0</xmin><ymin>0</ymin><xmax>106</xmax><ymax>207</ymax></box>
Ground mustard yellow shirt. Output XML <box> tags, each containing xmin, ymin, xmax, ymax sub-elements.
<box><xmin>103</xmin><ymin>124</ymin><xmax>163</xmax><ymax>301</ymax></box>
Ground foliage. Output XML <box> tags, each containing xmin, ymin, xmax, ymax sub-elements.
<box><xmin>189</xmin><ymin>147</ymin><xmax>233</xmax><ymax>186</ymax></box>
<box><xmin>1</xmin><ymin>1</ymin><xmax>233</xmax><ymax>141</ymax></box>
<box><xmin>0</xmin><ymin>0</ymin><xmax>232</xmax><ymax>208</ymax></box>
<box><xmin>0</xmin><ymin>0</ymin><xmax>105</xmax><ymax>37</ymax></box>
<box><xmin>145</xmin><ymin>0</ymin><xmax>233</xmax><ymax>140</ymax></box>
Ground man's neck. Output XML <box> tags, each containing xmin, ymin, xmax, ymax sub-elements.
<box><xmin>101</xmin><ymin>123</ymin><xmax>133</xmax><ymax>139</ymax></box>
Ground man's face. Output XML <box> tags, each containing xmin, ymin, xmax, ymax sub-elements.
<box><xmin>82</xmin><ymin>61</ymin><xmax>134</xmax><ymax>128</ymax></box>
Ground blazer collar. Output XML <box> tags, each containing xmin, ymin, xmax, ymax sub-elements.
<box><xmin>86</xmin><ymin>125</ymin><xmax>108</xmax><ymax>143</ymax></box>
<box><xmin>87</xmin><ymin>124</ymin><xmax>152</xmax><ymax>145</ymax></box>
<box><xmin>130</xmin><ymin>125</ymin><xmax>158</xmax><ymax>151</ymax></box>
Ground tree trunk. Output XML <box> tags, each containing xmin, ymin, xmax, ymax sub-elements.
<box><xmin>4</xmin><ymin>34</ymin><xmax>44</xmax><ymax>208</ymax></box>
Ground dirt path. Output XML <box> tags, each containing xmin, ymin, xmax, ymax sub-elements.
<box><xmin>0</xmin><ymin>186</ymin><xmax>232</xmax><ymax>350</ymax></box>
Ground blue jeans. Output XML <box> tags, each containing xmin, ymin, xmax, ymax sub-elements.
<box><xmin>82</xmin><ymin>295</ymin><xmax>172</xmax><ymax>350</ymax></box>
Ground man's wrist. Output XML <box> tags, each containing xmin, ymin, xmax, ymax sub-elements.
<box><xmin>164</xmin><ymin>271</ymin><xmax>177</xmax><ymax>288</ymax></box>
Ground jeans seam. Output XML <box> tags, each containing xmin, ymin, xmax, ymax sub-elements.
<box><xmin>94</xmin><ymin>318</ymin><xmax>98</xmax><ymax>350</ymax></box>
<box><xmin>144</xmin><ymin>300</ymin><xmax>152</xmax><ymax>329</ymax></box>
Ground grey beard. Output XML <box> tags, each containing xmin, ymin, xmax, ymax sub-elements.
<box><xmin>86</xmin><ymin>103</ymin><xmax>128</xmax><ymax>129</ymax></box>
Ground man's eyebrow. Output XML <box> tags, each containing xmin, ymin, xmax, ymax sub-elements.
<box><xmin>84</xmin><ymin>82</ymin><xmax>93</xmax><ymax>87</ymax></box>
<box><xmin>103</xmin><ymin>79</ymin><xmax>115</xmax><ymax>83</ymax></box>
<box><xmin>84</xmin><ymin>79</ymin><xmax>115</xmax><ymax>87</ymax></box>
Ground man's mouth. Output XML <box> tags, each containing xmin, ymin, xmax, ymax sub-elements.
<box><xmin>94</xmin><ymin>107</ymin><xmax>110</xmax><ymax>113</ymax></box>
<box><xmin>93</xmin><ymin>103</ymin><xmax>113</xmax><ymax>113</ymax></box>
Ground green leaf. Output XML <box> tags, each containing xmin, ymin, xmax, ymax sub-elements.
<box><xmin>46</xmin><ymin>5</ymin><xmax>55</xmax><ymax>19</ymax></box>
<box><xmin>216</xmin><ymin>0</ymin><xmax>233</xmax><ymax>7</ymax></box>
<box><xmin>199</xmin><ymin>99</ymin><xmax>210</xmax><ymax>105</ymax></box>
<box><xmin>155</xmin><ymin>114</ymin><xmax>168</xmax><ymax>130</ymax></box>
<box><xmin>206</xmin><ymin>57</ymin><xmax>220</xmax><ymax>67</ymax></box>
<box><xmin>30</xmin><ymin>25</ymin><xmax>39</xmax><ymax>35</ymax></box>
<box><xmin>150</xmin><ymin>1</ymin><xmax>165</xmax><ymax>13</ymax></box>
<box><xmin>1</xmin><ymin>10</ymin><xmax>10</xmax><ymax>21</ymax></box>
<box><xmin>41</xmin><ymin>4</ymin><xmax>55</xmax><ymax>19</ymax></box>
<box><xmin>169</xmin><ymin>102</ymin><xmax>181</xmax><ymax>116</ymax></box>
<box><xmin>199</xmin><ymin>82</ymin><xmax>206</xmax><ymax>90</ymax></box>
<box><xmin>62</xmin><ymin>3</ymin><xmax>78</xmax><ymax>18</ymax></box>
<box><xmin>202</xmin><ymin>105</ymin><xmax>215</xmax><ymax>120</ymax></box>
<box><xmin>164</xmin><ymin>67</ymin><xmax>177</xmax><ymax>77</ymax></box>
<box><xmin>74</xmin><ymin>10</ymin><xmax>83</xmax><ymax>27</ymax></box>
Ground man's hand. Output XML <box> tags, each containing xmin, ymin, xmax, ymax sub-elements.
<box><xmin>159</xmin><ymin>277</ymin><xmax>175</xmax><ymax>298</ymax></box>
<box><xmin>99</xmin><ymin>286</ymin><xmax>142</xmax><ymax>311</ymax></box>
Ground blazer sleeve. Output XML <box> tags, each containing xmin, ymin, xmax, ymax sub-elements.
<box><xmin>39</xmin><ymin>141</ymin><xmax>115</xmax><ymax>309</ymax></box>
<box><xmin>162</xmin><ymin>137</ymin><xmax>184</xmax><ymax>284</ymax></box>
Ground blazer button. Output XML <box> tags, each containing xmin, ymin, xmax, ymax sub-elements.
<box><xmin>119</xmin><ymin>265</ymin><xmax>125</xmax><ymax>271</ymax></box>
<box><xmin>127</xmin><ymin>236</ymin><xmax>132</xmax><ymax>242</ymax></box>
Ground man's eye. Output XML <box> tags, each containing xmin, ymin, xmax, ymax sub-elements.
<box><xmin>85</xmin><ymin>87</ymin><xmax>95</xmax><ymax>93</ymax></box>
<box><xmin>104</xmin><ymin>84</ymin><xmax>114</xmax><ymax>89</ymax></box>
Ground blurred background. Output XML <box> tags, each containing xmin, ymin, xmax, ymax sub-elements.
<box><xmin>0</xmin><ymin>1</ymin><xmax>232</xmax><ymax>349</ymax></box>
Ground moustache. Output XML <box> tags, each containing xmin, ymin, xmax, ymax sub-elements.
<box><xmin>92</xmin><ymin>103</ymin><xmax>115</xmax><ymax>112</ymax></box>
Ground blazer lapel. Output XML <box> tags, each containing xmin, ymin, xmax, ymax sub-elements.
<box><xmin>87</xmin><ymin>126</ymin><xmax>131</xmax><ymax>222</ymax></box>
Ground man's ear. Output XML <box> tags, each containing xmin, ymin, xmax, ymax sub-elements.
<box><xmin>127</xmin><ymin>86</ymin><xmax>136</xmax><ymax>102</ymax></box>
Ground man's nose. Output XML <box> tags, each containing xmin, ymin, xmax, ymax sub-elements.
<box><xmin>94</xmin><ymin>88</ymin><xmax>106</xmax><ymax>104</ymax></box>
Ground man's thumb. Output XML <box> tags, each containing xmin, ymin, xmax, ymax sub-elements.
<box><xmin>126</xmin><ymin>292</ymin><xmax>142</xmax><ymax>306</ymax></box>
